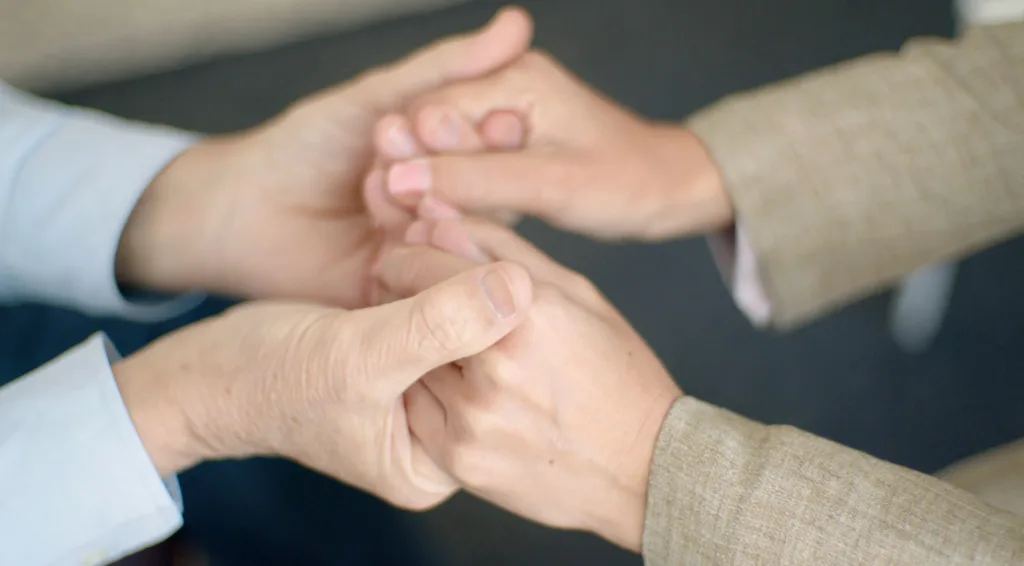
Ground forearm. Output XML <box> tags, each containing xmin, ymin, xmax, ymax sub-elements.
<box><xmin>688</xmin><ymin>22</ymin><xmax>1024</xmax><ymax>328</ymax></box>
<box><xmin>641</xmin><ymin>397</ymin><xmax>1024</xmax><ymax>565</ymax></box>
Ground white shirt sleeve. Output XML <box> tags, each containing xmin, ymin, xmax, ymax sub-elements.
<box><xmin>0</xmin><ymin>82</ymin><xmax>202</xmax><ymax>319</ymax></box>
<box><xmin>0</xmin><ymin>334</ymin><xmax>183</xmax><ymax>566</ymax></box>
<box><xmin>707</xmin><ymin>225</ymin><xmax>773</xmax><ymax>326</ymax></box>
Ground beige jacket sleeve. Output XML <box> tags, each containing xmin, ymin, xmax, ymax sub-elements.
<box><xmin>688</xmin><ymin>22</ymin><xmax>1024</xmax><ymax>329</ymax></box>
<box><xmin>643</xmin><ymin>397</ymin><xmax>1024</xmax><ymax>565</ymax></box>
<box><xmin>641</xmin><ymin>23</ymin><xmax>1024</xmax><ymax>564</ymax></box>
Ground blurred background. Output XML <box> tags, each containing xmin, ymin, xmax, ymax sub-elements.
<box><xmin>3</xmin><ymin>0</ymin><xmax>1023</xmax><ymax>564</ymax></box>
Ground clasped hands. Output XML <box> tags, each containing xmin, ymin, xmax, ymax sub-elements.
<box><xmin>111</xmin><ymin>5</ymin><xmax>735</xmax><ymax>553</ymax></box>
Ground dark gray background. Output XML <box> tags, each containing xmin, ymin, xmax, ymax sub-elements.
<box><xmin>5</xmin><ymin>0</ymin><xmax>1023</xmax><ymax>564</ymax></box>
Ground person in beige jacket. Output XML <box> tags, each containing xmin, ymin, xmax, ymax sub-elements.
<box><xmin>366</xmin><ymin>19</ymin><xmax>1024</xmax><ymax>565</ymax></box>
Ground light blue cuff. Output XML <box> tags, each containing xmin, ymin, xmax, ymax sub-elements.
<box><xmin>0</xmin><ymin>334</ymin><xmax>183</xmax><ymax>566</ymax></box>
<box><xmin>0</xmin><ymin>84</ymin><xmax>203</xmax><ymax>320</ymax></box>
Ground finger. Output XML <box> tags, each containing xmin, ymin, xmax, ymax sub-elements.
<box><xmin>442</xmin><ymin>219</ymin><xmax>603</xmax><ymax>305</ymax></box>
<box><xmin>409</xmin><ymin>439</ymin><xmax>458</xmax><ymax>500</ymax></box>
<box><xmin>457</xmin><ymin>218</ymin><xmax>569</xmax><ymax>281</ymax></box>
<box><xmin>417</xmin><ymin>195</ymin><xmax>462</xmax><ymax>220</ymax></box>
<box><xmin>375</xmin><ymin>113</ymin><xmax>422</xmax><ymax>161</ymax></box>
<box><xmin>349</xmin><ymin>7</ymin><xmax>534</xmax><ymax>111</ymax></box>
<box><xmin>426</xmin><ymin>219</ymin><xmax>492</xmax><ymax>263</ymax></box>
<box><xmin>387</xmin><ymin>152</ymin><xmax>572</xmax><ymax>218</ymax></box>
<box><xmin>414</xmin><ymin>107</ymin><xmax>527</xmax><ymax>154</ymax></box>
<box><xmin>358</xmin><ymin>261</ymin><xmax>533</xmax><ymax>390</ymax></box>
<box><xmin>364</xmin><ymin>165</ymin><xmax>413</xmax><ymax>231</ymax></box>
<box><xmin>479</xmin><ymin>109</ymin><xmax>529</xmax><ymax>150</ymax></box>
<box><xmin>487</xmin><ymin>210</ymin><xmax>523</xmax><ymax>226</ymax></box>
<box><xmin>413</xmin><ymin>104</ymin><xmax>489</xmax><ymax>153</ymax></box>
<box><xmin>420</xmin><ymin>364</ymin><xmax>466</xmax><ymax>407</ymax></box>
<box><xmin>389</xmin><ymin>386</ymin><xmax>457</xmax><ymax>501</ymax></box>
<box><xmin>376</xmin><ymin>244</ymin><xmax>482</xmax><ymax>298</ymax></box>
<box><xmin>405</xmin><ymin>379</ymin><xmax>454</xmax><ymax>477</ymax></box>
<box><xmin>391</xmin><ymin>219</ymin><xmax>584</xmax><ymax>300</ymax></box>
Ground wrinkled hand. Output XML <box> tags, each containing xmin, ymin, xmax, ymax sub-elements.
<box><xmin>372</xmin><ymin>51</ymin><xmax>731</xmax><ymax>241</ymax></box>
<box><xmin>113</xmin><ymin>260</ymin><xmax>532</xmax><ymax>510</ymax></box>
<box><xmin>375</xmin><ymin>218</ymin><xmax>683</xmax><ymax>549</ymax></box>
<box><xmin>115</xmin><ymin>7</ymin><xmax>533</xmax><ymax>307</ymax></box>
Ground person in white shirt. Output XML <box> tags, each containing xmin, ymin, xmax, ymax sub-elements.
<box><xmin>0</xmin><ymin>8</ymin><xmax>536</xmax><ymax>566</ymax></box>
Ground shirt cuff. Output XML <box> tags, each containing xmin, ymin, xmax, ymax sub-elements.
<box><xmin>708</xmin><ymin>224</ymin><xmax>772</xmax><ymax>326</ymax></box>
<box><xmin>0</xmin><ymin>334</ymin><xmax>182</xmax><ymax>566</ymax></box>
<box><xmin>0</xmin><ymin>84</ymin><xmax>202</xmax><ymax>320</ymax></box>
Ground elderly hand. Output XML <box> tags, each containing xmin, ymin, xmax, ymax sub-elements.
<box><xmin>374</xmin><ymin>218</ymin><xmax>683</xmax><ymax>549</ymax></box>
<box><xmin>112</xmin><ymin>259</ymin><xmax>531</xmax><ymax>510</ymax></box>
<box><xmin>371</xmin><ymin>51</ymin><xmax>731</xmax><ymax>241</ymax></box>
<box><xmin>114</xmin><ymin>7</ymin><xmax>533</xmax><ymax>308</ymax></box>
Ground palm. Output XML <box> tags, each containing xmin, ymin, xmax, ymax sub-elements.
<box><xmin>182</xmin><ymin>7</ymin><xmax>533</xmax><ymax>307</ymax></box>
<box><xmin>218</xmin><ymin>102</ymin><xmax>384</xmax><ymax>308</ymax></box>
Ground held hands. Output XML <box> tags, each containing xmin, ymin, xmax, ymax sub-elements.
<box><xmin>114</xmin><ymin>260</ymin><xmax>532</xmax><ymax>510</ymax></box>
<box><xmin>374</xmin><ymin>219</ymin><xmax>683</xmax><ymax>550</ymax></box>
<box><xmin>111</xmin><ymin>8</ymin><xmax>687</xmax><ymax>543</ymax></box>
<box><xmin>369</xmin><ymin>50</ymin><xmax>732</xmax><ymax>241</ymax></box>
<box><xmin>109</xmin><ymin>8</ymin><xmax>542</xmax><ymax>513</ymax></box>
<box><xmin>114</xmin><ymin>7</ymin><xmax>533</xmax><ymax>308</ymax></box>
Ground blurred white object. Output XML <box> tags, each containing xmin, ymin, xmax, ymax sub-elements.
<box><xmin>957</xmin><ymin>0</ymin><xmax>1024</xmax><ymax>25</ymax></box>
<box><xmin>889</xmin><ymin>262</ymin><xmax>959</xmax><ymax>353</ymax></box>
<box><xmin>889</xmin><ymin>0</ymin><xmax>1024</xmax><ymax>353</ymax></box>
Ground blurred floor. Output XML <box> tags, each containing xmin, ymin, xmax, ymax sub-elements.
<box><xmin>7</xmin><ymin>0</ymin><xmax>1024</xmax><ymax>564</ymax></box>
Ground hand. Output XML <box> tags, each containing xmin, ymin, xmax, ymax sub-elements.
<box><xmin>375</xmin><ymin>218</ymin><xmax>683</xmax><ymax>549</ymax></box>
<box><xmin>375</xmin><ymin>51</ymin><xmax>732</xmax><ymax>241</ymax></box>
<box><xmin>114</xmin><ymin>7</ymin><xmax>534</xmax><ymax>308</ymax></box>
<box><xmin>112</xmin><ymin>260</ymin><xmax>532</xmax><ymax>510</ymax></box>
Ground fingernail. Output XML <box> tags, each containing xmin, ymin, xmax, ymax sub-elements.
<box><xmin>482</xmin><ymin>111</ymin><xmax>526</xmax><ymax>150</ymax></box>
<box><xmin>405</xmin><ymin>220</ymin><xmax>431</xmax><ymax>245</ymax></box>
<box><xmin>418</xmin><ymin>196</ymin><xmax>461</xmax><ymax>220</ymax></box>
<box><xmin>388</xmin><ymin>160</ymin><xmax>431</xmax><ymax>202</ymax></box>
<box><xmin>481</xmin><ymin>268</ymin><xmax>517</xmax><ymax>319</ymax></box>
<box><xmin>387</xmin><ymin>122</ymin><xmax>417</xmax><ymax>159</ymax></box>
<box><xmin>430</xmin><ymin>110</ymin><xmax>461</xmax><ymax>150</ymax></box>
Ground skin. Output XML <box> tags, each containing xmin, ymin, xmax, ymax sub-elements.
<box><xmin>371</xmin><ymin>50</ymin><xmax>732</xmax><ymax>242</ymax></box>
<box><xmin>115</xmin><ymin>260</ymin><xmax>532</xmax><ymax>510</ymax></box>
<box><xmin>375</xmin><ymin>218</ymin><xmax>684</xmax><ymax>551</ymax></box>
<box><xmin>115</xmin><ymin>7</ymin><xmax>534</xmax><ymax>307</ymax></box>
<box><xmin>106</xmin><ymin>7</ymin><xmax>541</xmax><ymax>510</ymax></box>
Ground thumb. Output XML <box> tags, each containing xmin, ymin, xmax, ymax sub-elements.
<box><xmin>350</xmin><ymin>6</ymin><xmax>534</xmax><ymax>110</ymax></box>
<box><xmin>357</xmin><ymin>261</ymin><xmax>533</xmax><ymax>393</ymax></box>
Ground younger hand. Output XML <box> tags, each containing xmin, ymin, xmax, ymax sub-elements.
<box><xmin>376</xmin><ymin>219</ymin><xmax>683</xmax><ymax>548</ymax></box>
<box><xmin>374</xmin><ymin>52</ymin><xmax>731</xmax><ymax>241</ymax></box>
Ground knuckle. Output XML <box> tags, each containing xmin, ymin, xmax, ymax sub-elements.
<box><xmin>479</xmin><ymin>353</ymin><xmax>518</xmax><ymax>390</ymax></box>
<box><xmin>414</xmin><ymin>296</ymin><xmax>470</xmax><ymax>354</ymax></box>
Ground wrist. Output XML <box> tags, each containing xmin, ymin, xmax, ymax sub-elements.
<box><xmin>585</xmin><ymin>390</ymin><xmax>680</xmax><ymax>552</ymax></box>
<box><xmin>112</xmin><ymin>355</ymin><xmax>204</xmax><ymax>477</ymax></box>
<box><xmin>115</xmin><ymin>136</ymin><xmax>238</xmax><ymax>294</ymax></box>
<box><xmin>641</xmin><ymin>123</ymin><xmax>732</xmax><ymax>239</ymax></box>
